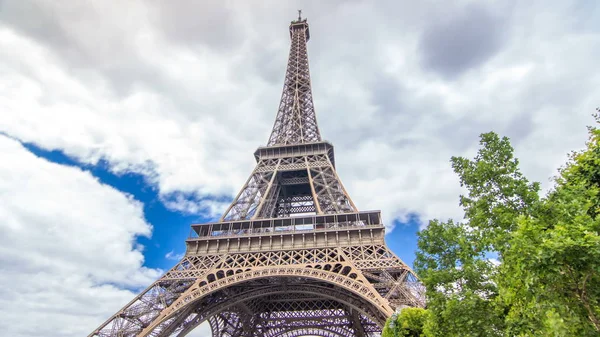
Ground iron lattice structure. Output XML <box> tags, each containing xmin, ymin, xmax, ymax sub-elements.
<box><xmin>90</xmin><ymin>14</ymin><xmax>424</xmax><ymax>337</ymax></box>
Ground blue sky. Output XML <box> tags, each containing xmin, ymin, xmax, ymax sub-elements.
<box><xmin>23</xmin><ymin>140</ymin><xmax>422</xmax><ymax>272</ymax></box>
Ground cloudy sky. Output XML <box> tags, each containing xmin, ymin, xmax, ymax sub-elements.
<box><xmin>0</xmin><ymin>1</ymin><xmax>598</xmax><ymax>336</ymax></box>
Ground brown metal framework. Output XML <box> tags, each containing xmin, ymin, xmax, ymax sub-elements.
<box><xmin>90</xmin><ymin>13</ymin><xmax>423</xmax><ymax>337</ymax></box>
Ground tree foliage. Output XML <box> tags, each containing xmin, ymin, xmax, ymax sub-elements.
<box><xmin>383</xmin><ymin>308</ymin><xmax>430</xmax><ymax>337</ymax></box>
<box><xmin>500</xmin><ymin>112</ymin><xmax>600</xmax><ymax>336</ymax></box>
<box><xmin>415</xmin><ymin>132</ymin><xmax>539</xmax><ymax>337</ymax></box>
<box><xmin>413</xmin><ymin>111</ymin><xmax>600</xmax><ymax>336</ymax></box>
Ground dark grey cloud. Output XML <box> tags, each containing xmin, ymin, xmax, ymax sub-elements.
<box><xmin>316</xmin><ymin>73</ymin><xmax>413</xmax><ymax>150</ymax></box>
<box><xmin>247</xmin><ymin>43</ymin><xmax>286</xmax><ymax>85</ymax></box>
<box><xmin>419</xmin><ymin>3</ymin><xmax>509</xmax><ymax>79</ymax></box>
<box><xmin>0</xmin><ymin>1</ymin><xmax>74</xmax><ymax>55</ymax></box>
<box><xmin>149</xmin><ymin>0</ymin><xmax>243</xmax><ymax>51</ymax></box>
<box><xmin>0</xmin><ymin>1</ymin><xmax>150</xmax><ymax>97</ymax></box>
<box><xmin>437</xmin><ymin>115</ymin><xmax>492</xmax><ymax>151</ymax></box>
<box><xmin>0</xmin><ymin>1</ymin><xmax>248</xmax><ymax>99</ymax></box>
<box><xmin>370</xmin><ymin>74</ymin><xmax>406</xmax><ymax>116</ymax></box>
<box><xmin>504</xmin><ymin>112</ymin><xmax>534</xmax><ymax>144</ymax></box>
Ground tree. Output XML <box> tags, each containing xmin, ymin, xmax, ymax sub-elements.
<box><xmin>414</xmin><ymin>112</ymin><xmax>600</xmax><ymax>336</ymax></box>
<box><xmin>500</xmin><ymin>112</ymin><xmax>600</xmax><ymax>336</ymax></box>
<box><xmin>415</xmin><ymin>132</ymin><xmax>539</xmax><ymax>337</ymax></box>
<box><xmin>383</xmin><ymin>308</ymin><xmax>430</xmax><ymax>337</ymax></box>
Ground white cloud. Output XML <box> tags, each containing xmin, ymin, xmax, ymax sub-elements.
<box><xmin>165</xmin><ymin>250</ymin><xmax>185</xmax><ymax>261</ymax></box>
<box><xmin>160</xmin><ymin>192</ymin><xmax>229</xmax><ymax>219</ymax></box>
<box><xmin>0</xmin><ymin>135</ymin><xmax>161</xmax><ymax>337</ymax></box>
<box><xmin>0</xmin><ymin>1</ymin><xmax>598</xmax><ymax>228</ymax></box>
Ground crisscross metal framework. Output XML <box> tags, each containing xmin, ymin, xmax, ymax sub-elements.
<box><xmin>90</xmin><ymin>14</ymin><xmax>424</xmax><ymax>337</ymax></box>
<box><xmin>267</xmin><ymin>17</ymin><xmax>320</xmax><ymax>146</ymax></box>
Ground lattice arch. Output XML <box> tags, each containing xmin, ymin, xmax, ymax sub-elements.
<box><xmin>171</xmin><ymin>284</ymin><xmax>383</xmax><ymax>337</ymax></box>
<box><xmin>139</xmin><ymin>267</ymin><xmax>392</xmax><ymax>336</ymax></box>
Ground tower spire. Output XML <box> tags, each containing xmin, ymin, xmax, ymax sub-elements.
<box><xmin>267</xmin><ymin>14</ymin><xmax>321</xmax><ymax>146</ymax></box>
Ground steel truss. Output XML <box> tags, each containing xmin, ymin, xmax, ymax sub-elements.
<box><xmin>268</xmin><ymin>16</ymin><xmax>320</xmax><ymax>146</ymax></box>
<box><xmin>90</xmin><ymin>14</ymin><xmax>424</xmax><ymax>337</ymax></box>
<box><xmin>221</xmin><ymin>152</ymin><xmax>356</xmax><ymax>221</ymax></box>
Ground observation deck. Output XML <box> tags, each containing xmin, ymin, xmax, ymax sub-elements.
<box><xmin>186</xmin><ymin>211</ymin><xmax>385</xmax><ymax>254</ymax></box>
<box><xmin>254</xmin><ymin>141</ymin><xmax>335</xmax><ymax>167</ymax></box>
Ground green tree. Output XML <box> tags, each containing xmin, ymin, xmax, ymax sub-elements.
<box><xmin>414</xmin><ymin>112</ymin><xmax>600</xmax><ymax>336</ymax></box>
<box><xmin>415</xmin><ymin>132</ymin><xmax>540</xmax><ymax>337</ymax></box>
<box><xmin>500</xmin><ymin>112</ymin><xmax>600</xmax><ymax>336</ymax></box>
<box><xmin>383</xmin><ymin>308</ymin><xmax>430</xmax><ymax>337</ymax></box>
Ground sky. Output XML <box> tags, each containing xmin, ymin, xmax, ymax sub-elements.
<box><xmin>0</xmin><ymin>1</ymin><xmax>598</xmax><ymax>336</ymax></box>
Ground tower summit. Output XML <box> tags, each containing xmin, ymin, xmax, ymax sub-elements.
<box><xmin>268</xmin><ymin>10</ymin><xmax>318</xmax><ymax>146</ymax></box>
<box><xmin>90</xmin><ymin>15</ymin><xmax>423</xmax><ymax>337</ymax></box>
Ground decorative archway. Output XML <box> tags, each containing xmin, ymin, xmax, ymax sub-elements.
<box><xmin>175</xmin><ymin>284</ymin><xmax>384</xmax><ymax>337</ymax></box>
<box><xmin>138</xmin><ymin>267</ymin><xmax>390</xmax><ymax>337</ymax></box>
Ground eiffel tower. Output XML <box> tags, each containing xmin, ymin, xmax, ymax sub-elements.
<box><xmin>90</xmin><ymin>12</ymin><xmax>423</xmax><ymax>337</ymax></box>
